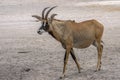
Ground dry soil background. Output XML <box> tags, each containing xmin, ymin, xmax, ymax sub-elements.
<box><xmin>0</xmin><ymin>0</ymin><xmax>120</xmax><ymax>80</ymax></box>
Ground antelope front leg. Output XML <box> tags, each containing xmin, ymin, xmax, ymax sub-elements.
<box><xmin>60</xmin><ymin>46</ymin><xmax>71</xmax><ymax>79</ymax></box>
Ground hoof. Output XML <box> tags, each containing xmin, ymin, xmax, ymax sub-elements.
<box><xmin>94</xmin><ymin>70</ymin><xmax>97</xmax><ymax>72</ymax></box>
<box><xmin>60</xmin><ymin>74</ymin><xmax>65</xmax><ymax>79</ymax></box>
<box><xmin>78</xmin><ymin>67</ymin><xmax>83</xmax><ymax>73</ymax></box>
<box><xmin>78</xmin><ymin>70</ymin><xmax>81</xmax><ymax>73</ymax></box>
<box><xmin>60</xmin><ymin>77</ymin><xmax>63</xmax><ymax>79</ymax></box>
<box><xmin>95</xmin><ymin>68</ymin><xmax>101</xmax><ymax>72</ymax></box>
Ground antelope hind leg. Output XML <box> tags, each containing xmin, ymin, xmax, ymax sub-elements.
<box><xmin>70</xmin><ymin>48</ymin><xmax>81</xmax><ymax>73</ymax></box>
<box><xmin>96</xmin><ymin>44</ymin><xmax>103</xmax><ymax>71</ymax></box>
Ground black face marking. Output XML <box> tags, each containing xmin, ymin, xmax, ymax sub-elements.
<box><xmin>37</xmin><ymin>21</ymin><xmax>50</xmax><ymax>34</ymax></box>
<box><xmin>43</xmin><ymin>22</ymin><xmax>49</xmax><ymax>31</ymax></box>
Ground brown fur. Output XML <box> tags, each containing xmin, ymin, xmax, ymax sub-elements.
<box><xmin>49</xmin><ymin>19</ymin><xmax>104</xmax><ymax>48</ymax></box>
<box><xmin>32</xmin><ymin>9</ymin><xmax>104</xmax><ymax>79</ymax></box>
<box><xmin>49</xmin><ymin>19</ymin><xmax>104</xmax><ymax>78</ymax></box>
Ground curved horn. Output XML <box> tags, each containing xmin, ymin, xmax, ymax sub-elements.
<box><xmin>45</xmin><ymin>6</ymin><xmax>57</xmax><ymax>19</ymax></box>
<box><xmin>42</xmin><ymin>7</ymin><xmax>49</xmax><ymax>19</ymax></box>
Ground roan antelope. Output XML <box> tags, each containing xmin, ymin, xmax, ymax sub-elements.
<box><xmin>32</xmin><ymin>6</ymin><xmax>104</xmax><ymax>79</ymax></box>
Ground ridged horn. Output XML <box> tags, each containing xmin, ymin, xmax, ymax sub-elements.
<box><xmin>45</xmin><ymin>6</ymin><xmax>57</xmax><ymax>19</ymax></box>
<box><xmin>42</xmin><ymin>7</ymin><xmax>49</xmax><ymax>19</ymax></box>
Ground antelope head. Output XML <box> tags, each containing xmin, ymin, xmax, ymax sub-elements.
<box><xmin>32</xmin><ymin>6</ymin><xmax>57</xmax><ymax>34</ymax></box>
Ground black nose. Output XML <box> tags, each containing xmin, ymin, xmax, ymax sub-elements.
<box><xmin>37</xmin><ymin>30</ymin><xmax>41</xmax><ymax>34</ymax></box>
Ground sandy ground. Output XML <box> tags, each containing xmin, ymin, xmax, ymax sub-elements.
<box><xmin>0</xmin><ymin>0</ymin><xmax>120</xmax><ymax>80</ymax></box>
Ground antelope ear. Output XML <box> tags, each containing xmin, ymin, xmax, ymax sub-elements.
<box><xmin>50</xmin><ymin>14</ymin><xmax>57</xmax><ymax>20</ymax></box>
<box><xmin>32</xmin><ymin>15</ymin><xmax>42</xmax><ymax>22</ymax></box>
<box><xmin>49</xmin><ymin>14</ymin><xmax>57</xmax><ymax>23</ymax></box>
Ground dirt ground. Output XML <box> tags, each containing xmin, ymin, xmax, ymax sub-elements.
<box><xmin>0</xmin><ymin>0</ymin><xmax>120</xmax><ymax>80</ymax></box>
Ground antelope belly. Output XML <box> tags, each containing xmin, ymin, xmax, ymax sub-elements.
<box><xmin>73</xmin><ymin>38</ymin><xmax>94</xmax><ymax>48</ymax></box>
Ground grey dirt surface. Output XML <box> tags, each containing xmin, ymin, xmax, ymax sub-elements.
<box><xmin>0</xmin><ymin>0</ymin><xmax>120</xmax><ymax>80</ymax></box>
